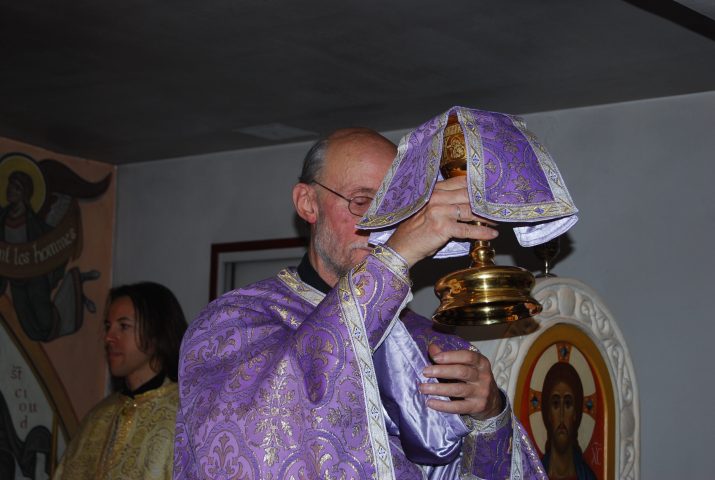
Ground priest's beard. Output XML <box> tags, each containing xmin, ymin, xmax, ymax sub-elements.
<box><xmin>313</xmin><ymin>215</ymin><xmax>368</xmax><ymax>282</ymax></box>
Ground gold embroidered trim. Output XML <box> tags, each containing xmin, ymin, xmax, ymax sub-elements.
<box><xmin>359</xmin><ymin>120</ymin><xmax>443</xmax><ymax>229</ymax></box>
<box><xmin>278</xmin><ymin>262</ymin><xmax>403</xmax><ymax>478</ymax></box>
<box><xmin>359</xmin><ymin>108</ymin><xmax>577</xmax><ymax>229</ymax></box>
<box><xmin>370</xmin><ymin>245</ymin><xmax>410</xmax><ymax>285</ymax></box>
<box><xmin>462</xmin><ymin>391</ymin><xmax>511</xmax><ymax>434</ymax></box>
<box><xmin>277</xmin><ymin>268</ymin><xmax>324</xmax><ymax>307</ymax></box>
<box><xmin>338</xmin><ymin>274</ymin><xmax>396</xmax><ymax>480</ymax></box>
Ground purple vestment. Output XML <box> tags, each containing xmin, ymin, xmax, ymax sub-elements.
<box><xmin>174</xmin><ymin>246</ymin><xmax>546</xmax><ymax>479</ymax></box>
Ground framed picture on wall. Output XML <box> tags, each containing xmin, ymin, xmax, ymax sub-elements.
<box><xmin>209</xmin><ymin>237</ymin><xmax>308</xmax><ymax>300</ymax></box>
<box><xmin>514</xmin><ymin>323</ymin><xmax>614</xmax><ymax>480</ymax></box>
<box><xmin>491</xmin><ymin>277</ymin><xmax>640</xmax><ymax>480</ymax></box>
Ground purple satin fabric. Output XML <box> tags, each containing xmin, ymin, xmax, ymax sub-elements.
<box><xmin>374</xmin><ymin>320</ymin><xmax>469</xmax><ymax>464</ymax></box>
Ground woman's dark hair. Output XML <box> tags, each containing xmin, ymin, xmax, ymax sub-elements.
<box><xmin>107</xmin><ymin>281</ymin><xmax>187</xmax><ymax>382</ymax></box>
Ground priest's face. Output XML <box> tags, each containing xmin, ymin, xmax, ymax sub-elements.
<box><xmin>311</xmin><ymin>130</ymin><xmax>396</xmax><ymax>286</ymax></box>
<box><xmin>104</xmin><ymin>296</ymin><xmax>157</xmax><ymax>391</ymax></box>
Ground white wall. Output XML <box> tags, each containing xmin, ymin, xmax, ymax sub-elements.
<box><xmin>115</xmin><ymin>91</ymin><xmax>715</xmax><ymax>478</ymax></box>
<box><xmin>521</xmin><ymin>93</ymin><xmax>715</xmax><ymax>479</ymax></box>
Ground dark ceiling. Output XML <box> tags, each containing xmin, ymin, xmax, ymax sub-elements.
<box><xmin>1</xmin><ymin>0</ymin><xmax>714</xmax><ymax>164</ymax></box>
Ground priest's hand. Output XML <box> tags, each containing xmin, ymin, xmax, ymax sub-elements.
<box><xmin>418</xmin><ymin>343</ymin><xmax>503</xmax><ymax>420</ymax></box>
<box><xmin>384</xmin><ymin>176</ymin><xmax>497</xmax><ymax>268</ymax></box>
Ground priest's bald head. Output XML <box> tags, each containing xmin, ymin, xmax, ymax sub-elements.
<box><xmin>293</xmin><ymin>129</ymin><xmax>397</xmax><ymax>287</ymax></box>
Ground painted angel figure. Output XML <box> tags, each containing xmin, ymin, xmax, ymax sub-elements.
<box><xmin>0</xmin><ymin>153</ymin><xmax>111</xmax><ymax>342</ymax></box>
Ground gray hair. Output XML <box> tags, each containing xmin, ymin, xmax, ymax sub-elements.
<box><xmin>299</xmin><ymin>135</ymin><xmax>330</xmax><ymax>184</ymax></box>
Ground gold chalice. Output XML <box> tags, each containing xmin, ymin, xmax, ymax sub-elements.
<box><xmin>433</xmin><ymin>114</ymin><xmax>542</xmax><ymax>326</ymax></box>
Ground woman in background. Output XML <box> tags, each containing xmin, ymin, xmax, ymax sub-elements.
<box><xmin>54</xmin><ymin>281</ymin><xmax>187</xmax><ymax>480</ymax></box>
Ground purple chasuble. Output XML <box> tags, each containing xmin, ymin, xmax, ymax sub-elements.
<box><xmin>174</xmin><ymin>246</ymin><xmax>546</xmax><ymax>479</ymax></box>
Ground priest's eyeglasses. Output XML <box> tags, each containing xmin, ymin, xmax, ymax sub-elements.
<box><xmin>312</xmin><ymin>181</ymin><xmax>373</xmax><ymax>217</ymax></box>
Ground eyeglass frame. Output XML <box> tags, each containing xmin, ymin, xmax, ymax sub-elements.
<box><xmin>311</xmin><ymin>181</ymin><xmax>373</xmax><ymax>217</ymax></box>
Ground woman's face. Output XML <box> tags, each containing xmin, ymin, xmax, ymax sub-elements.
<box><xmin>103</xmin><ymin>296</ymin><xmax>156</xmax><ymax>390</ymax></box>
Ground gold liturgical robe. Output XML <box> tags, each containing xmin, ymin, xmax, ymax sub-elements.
<box><xmin>54</xmin><ymin>380</ymin><xmax>178</xmax><ymax>480</ymax></box>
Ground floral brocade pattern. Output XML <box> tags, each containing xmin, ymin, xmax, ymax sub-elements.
<box><xmin>55</xmin><ymin>382</ymin><xmax>178</xmax><ymax>480</ymax></box>
<box><xmin>174</xmin><ymin>247</ymin><xmax>547</xmax><ymax>479</ymax></box>
<box><xmin>359</xmin><ymin>106</ymin><xmax>577</xmax><ymax>229</ymax></box>
<box><xmin>174</xmin><ymin>250</ymin><xmax>412</xmax><ymax>479</ymax></box>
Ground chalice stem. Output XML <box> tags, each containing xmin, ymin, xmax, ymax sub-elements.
<box><xmin>469</xmin><ymin>221</ymin><xmax>496</xmax><ymax>269</ymax></box>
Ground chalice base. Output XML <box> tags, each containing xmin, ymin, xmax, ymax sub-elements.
<box><xmin>433</xmin><ymin>265</ymin><xmax>543</xmax><ymax>327</ymax></box>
